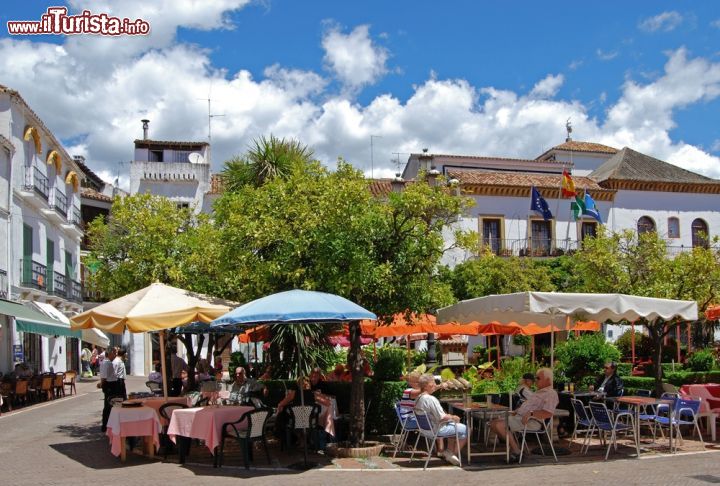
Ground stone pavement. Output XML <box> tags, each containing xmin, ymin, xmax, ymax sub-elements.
<box><xmin>1</xmin><ymin>375</ymin><xmax>719</xmax><ymax>485</ymax></box>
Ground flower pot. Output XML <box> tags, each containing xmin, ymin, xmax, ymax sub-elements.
<box><xmin>326</xmin><ymin>441</ymin><xmax>385</xmax><ymax>458</ymax></box>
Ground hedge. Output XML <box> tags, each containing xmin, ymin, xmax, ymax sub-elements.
<box><xmin>619</xmin><ymin>371</ymin><xmax>720</xmax><ymax>389</ymax></box>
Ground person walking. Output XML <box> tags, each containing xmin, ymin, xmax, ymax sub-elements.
<box><xmin>99</xmin><ymin>347</ymin><xmax>119</xmax><ymax>432</ymax></box>
<box><xmin>81</xmin><ymin>345</ymin><xmax>92</xmax><ymax>377</ymax></box>
<box><xmin>113</xmin><ymin>348</ymin><xmax>128</xmax><ymax>401</ymax></box>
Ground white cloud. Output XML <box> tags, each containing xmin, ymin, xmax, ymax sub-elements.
<box><xmin>596</xmin><ymin>49</ymin><xmax>618</xmax><ymax>61</ymax></box>
<box><xmin>568</xmin><ymin>59</ymin><xmax>583</xmax><ymax>70</ymax></box>
<box><xmin>322</xmin><ymin>24</ymin><xmax>388</xmax><ymax>91</ymax></box>
<box><xmin>529</xmin><ymin>74</ymin><xmax>564</xmax><ymax>98</ymax></box>
<box><xmin>1</xmin><ymin>6</ymin><xmax>720</xmax><ymax>187</ymax></box>
<box><xmin>711</xmin><ymin>139</ymin><xmax>720</xmax><ymax>152</ymax></box>
<box><xmin>711</xmin><ymin>19</ymin><xmax>720</xmax><ymax>29</ymax></box>
<box><xmin>639</xmin><ymin>11</ymin><xmax>683</xmax><ymax>32</ymax></box>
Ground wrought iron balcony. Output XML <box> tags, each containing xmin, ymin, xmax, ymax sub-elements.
<box><xmin>50</xmin><ymin>271</ymin><xmax>67</xmax><ymax>298</ymax></box>
<box><xmin>69</xmin><ymin>279</ymin><xmax>83</xmax><ymax>303</ymax></box>
<box><xmin>49</xmin><ymin>187</ymin><xmax>68</xmax><ymax>216</ymax></box>
<box><xmin>0</xmin><ymin>269</ymin><xmax>7</xmax><ymax>299</ymax></box>
<box><xmin>19</xmin><ymin>257</ymin><xmax>46</xmax><ymax>290</ymax></box>
<box><xmin>23</xmin><ymin>166</ymin><xmax>49</xmax><ymax>200</ymax></box>
<box><xmin>479</xmin><ymin>238</ymin><xmax>580</xmax><ymax>257</ymax></box>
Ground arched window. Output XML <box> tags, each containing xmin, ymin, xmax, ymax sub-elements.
<box><xmin>691</xmin><ymin>218</ymin><xmax>709</xmax><ymax>248</ymax></box>
<box><xmin>637</xmin><ymin>216</ymin><xmax>655</xmax><ymax>234</ymax></box>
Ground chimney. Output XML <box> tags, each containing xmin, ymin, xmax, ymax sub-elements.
<box><xmin>73</xmin><ymin>155</ymin><xmax>85</xmax><ymax>165</ymax></box>
<box><xmin>141</xmin><ymin>119</ymin><xmax>150</xmax><ymax>140</ymax></box>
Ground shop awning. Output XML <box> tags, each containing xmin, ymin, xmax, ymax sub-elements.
<box><xmin>0</xmin><ymin>298</ymin><xmax>80</xmax><ymax>338</ymax></box>
<box><xmin>33</xmin><ymin>301</ymin><xmax>106</xmax><ymax>345</ymax></box>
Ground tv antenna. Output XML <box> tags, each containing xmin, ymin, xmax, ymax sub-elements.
<box><xmin>391</xmin><ymin>152</ymin><xmax>409</xmax><ymax>175</ymax></box>
<box><xmin>198</xmin><ymin>83</ymin><xmax>226</xmax><ymax>143</ymax></box>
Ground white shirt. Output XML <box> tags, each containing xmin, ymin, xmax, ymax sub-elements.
<box><xmin>99</xmin><ymin>359</ymin><xmax>117</xmax><ymax>382</ymax></box>
<box><xmin>415</xmin><ymin>393</ymin><xmax>446</xmax><ymax>426</ymax></box>
<box><xmin>113</xmin><ymin>357</ymin><xmax>126</xmax><ymax>380</ymax></box>
<box><xmin>148</xmin><ymin>371</ymin><xmax>162</xmax><ymax>383</ymax></box>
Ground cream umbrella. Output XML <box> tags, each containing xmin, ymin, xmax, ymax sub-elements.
<box><xmin>70</xmin><ymin>282</ymin><xmax>234</xmax><ymax>398</ymax></box>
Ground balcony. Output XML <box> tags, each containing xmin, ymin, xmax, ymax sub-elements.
<box><xmin>49</xmin><ymin>271</ymin><xmax>67</xmax><ymax>298</ymax></box>
<box><xmin>479</xmin><ymin>238</ymin><xmax>580</xmax><ymax>257</ymax></box>
<box><xmin>18</xmin><ymin>166</ymin><xmax>50</xmax><ymax>208</ymax></box>
<box><xmin>42</xmin><ymin>186</ymin><xmax>68</xmax><ymax>223</ymax></box>
<box><xmin>69</xmin><ymin>279</ymin><xmax>83</xmax><ymax>303</ymax></box>
<box><xmin>19</xmin><ymin>257</ymin><xmax>46</xmax><ymax>291</ymax></box>
<box><xmin>62</xmin><ymin>205</ymin><xmax>84</xmax><ymax>239</ymax></box>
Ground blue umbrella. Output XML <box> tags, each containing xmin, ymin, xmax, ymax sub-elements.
<box><xmin>210</xmin><ymin>289</ymin><xmax>376</xmax><ymax>328</ymax></box>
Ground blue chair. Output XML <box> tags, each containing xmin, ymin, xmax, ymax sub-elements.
<box><xmin>410</xmin><ymin>409</ymin><xmax>463</xmax><ymax>470</ymax></box>
<box><xmin>518</xmin><ymin>416</ymin><xmax>557</xmax><ymax>464</ymax></box>
<box><xmin>392</xmin><ymin>403</ymin><xmax>419</xmax><ymax>458</ymax></box>
<box><xmin>653</xmin><ymin>397</ymin><xmax>704</xmax><ymax>452</ymax></box>
<box><xmin>570</xmin><ymin>398</ymin><xmax>596</xmax><ymax>454</ymax></box>
<box><xmin>588</xmin><ymin>401</ymin><xmax>638</xmax><ymax>460</ymax></box>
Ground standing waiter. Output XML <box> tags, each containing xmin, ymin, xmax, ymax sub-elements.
<box><xmin>114</xmin><ymin>348</ymin><xmax>128</xmax><ymax>401</ymax></box>
<box><xmin>99</xmin><ymin>347</ymin><xmax>119</xmax><ymax>432</ymax></box>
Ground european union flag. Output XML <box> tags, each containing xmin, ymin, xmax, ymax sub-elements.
<box><xmin>530</xmin><ymin>186</ymin><xmax>553</xmax><ymax>221</ymax></box>
<box><xmin>583</xmin><ymin>193</ymin><xmax>603</xmax><ymax>224</ymax></box>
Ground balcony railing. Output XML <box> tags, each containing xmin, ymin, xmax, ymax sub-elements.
<box><xmin>479</xmin><ymin>238</ymin><xmax>580</xmax><ymax>257</ymax></box>
<box><xmin>51</xmin><ymin>271</ymin><xmax>67</xmax><ymax>298</ymax></box>
<box><xmin>24</xmin><ymin>166</ymin><xmax>49</xmax><ymax>200</ymax></box>
<box><xmin>49</xmin><ymin>187</ymin><xmax>68</xmax><ymax>216</ymax></box>
<box><xmin>19</xmin><ymin>257</ymin><xmax>46</xmax><ymax>290</ymax></box>
<box><xmin>0</xmin><ymin>269</ymin><xmax>7</xmax><ymax>299</ymax></box>
<box><xmin>70</xmin><ymin>279</ymin><xmax>83</xmax><ymax>303</ymax></box>
<box><xmin>68</xmin><ymin>205</ymin><xmax>82</xmax><ymax>228</ymax></box>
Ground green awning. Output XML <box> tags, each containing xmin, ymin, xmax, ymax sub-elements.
<box><xmin>0</xmin><ymin>299</ymin><xmax>80</xmax><ymax>338</ymax></box>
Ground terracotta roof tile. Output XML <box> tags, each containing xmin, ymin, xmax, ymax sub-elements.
<box><xmin>368</xmin><ymin>178</ymin><xmax>410</xmax><ymax>197</ymax></box>
<box><xmin>536</xmin><ymin>140</ymin><xmax>618</xmax><ymax>160</ymax></box>
<box><xmin>447</xmin><ymin>169</ymin><xmax>606</xmax><ymax>191</ymax></box>
<box><xmin>413</xmin><ymin>153</ymin><xmax>567</xmax><ymax>165</ymax></box>
<box><xmin>590</xmin><ymin>147</ymin><xmax>719</xmax><ymax>184</ymax></box>
<box><xmin>81</xmin><ymin>187</ymin><xmax>113</xmax><ymax>202</ymax></box>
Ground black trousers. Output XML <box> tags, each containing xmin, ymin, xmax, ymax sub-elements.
<box><xmin>101</xmin><ymin>381</ymin><xmax>121</xmax><ymax>430</ymax></box>
<box><xmin>117</xmin><ymin>378</ymin><xmax>127</xmax><ymax>400</ymax></box>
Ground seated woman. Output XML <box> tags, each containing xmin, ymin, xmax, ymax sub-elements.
<box><xmin>414</xmin><ymin>373</ymin><xmax>466</xmax><ymax>466</ymax></box>
<box><xmin>147</xmin><ymin>363</ymin><xmax>163</xmax><ymax>384</ymax></box>
<box><xmin>275</xmin><ymin>376</ymin><xmax>332</xmax><ymax>451</ymax></box>
<box><xmin>195</xmin><ymin>359</ymin><xmax>212</xmax><ymax>382</ymax></box>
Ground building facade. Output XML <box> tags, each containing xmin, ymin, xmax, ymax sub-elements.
<box><xmin>0</xmin><ymin>85</ymin><xmax>86</xmax><ymax>374</ymax></box>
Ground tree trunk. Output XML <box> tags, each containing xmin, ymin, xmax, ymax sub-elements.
<box><xmin>348</xmin><ymin>321</ymin><xmax>365</xmax><ymax>447</ymax></box>
<box><xmin>178</xmin><ymin>333</ymin><xmax>204</xmax><ymax>392</ymax></box>
<box><xmin>648</xmin><ymin>323</ymin><xmax>665</xmax><ymax>398</ymax></box>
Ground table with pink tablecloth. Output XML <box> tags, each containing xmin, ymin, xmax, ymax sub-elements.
<box><xmin>106</xmin><ymin>406</ymin><xmax>162</xmax><ymax>460</ymax></box>
<box><xmin>167</xmin><ymin>406</ymin><xmax>253</xmax><ymax>455</ymax></box>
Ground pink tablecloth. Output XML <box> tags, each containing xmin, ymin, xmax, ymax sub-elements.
<box><xmin>106</xmin><ymin>406</ymin><xmax>162</xmax><ymax>457</ymax></box>
<box><xmin>167</xmin><ymin>406</ymin><xmax>253</xmax><ymax>454</ymax></box>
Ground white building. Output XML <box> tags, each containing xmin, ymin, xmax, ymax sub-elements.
<box><xmin>400</xmin><ymin>138</ymin><xmax>720</xmax><ymax>346</ymax></box>
<box><xmin>130</xmin><ymin>119</ymin><xmax>211</xmax><ymax>213</ymax></box>
<box><xmin>0</xmin><ymin>84</ymin><xmax>87</xmax><ymax>375</ymax></box>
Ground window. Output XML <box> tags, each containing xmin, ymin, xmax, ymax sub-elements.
<box><xmin>580</xmin><ymin>221</ymin><xmax>597</xmax><ymax>241</ymax></box>
<box><xmin>607</xmin><ymin>330</ymin><xmax>613</xmax><ymax>339</ymax></box>
<box><xmin>530</xmin><ymin>220</ymin><xmax>552</xmax><ymax>256</ymax></box>
<box><xmin>667</xmin><ymin>217</ymin><xmax>680</xmax><ymax>238</ymax></box>
<box><xmin>177</xmin><ymin>203</ymin><xmax>190</xmax><ymax>210</ymax></box>
<box><xmin>482</xmin><ymin>218</ymin><xmax>502</xmax><ymax>255</ymax></box>
<box><xmin>637</xmin><ymin>216</ymin><xmax>655</xmax><ymax>234</ymax></box>
<box><xmin>691</xmin><ymin>219</ymin><xmax>709</xmax><ymax>248</ymax></box>
<box><xmin>148</xmin><ymin>150</ymin><xmax>164</xmax><ymax>162</ymax></box>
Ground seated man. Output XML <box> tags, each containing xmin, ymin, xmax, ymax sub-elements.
<box><xmin>228</xmin><ymin>367</ymin><xmax>265</xmax><ymax>404</ymax></box>
<box><xmin>490</xmin><ymin>367</ymin><xmax>558</xmax><ymax>462</ymax></box>
<box><xmin>414</xmin><ymin>373</ymin><xmax>467</xmax><ymax>466</ymax></box>
<box><xmin>590</xmin><ymin>362</ymin><xmax>623</xmax><ymax>397</ymax></box>
<box><xmin>147</xmin><ymin>363</ymin><xmax>163</xmax><ymax>384</ymax></box>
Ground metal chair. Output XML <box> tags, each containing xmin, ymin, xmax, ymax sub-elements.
<box><xmin>588</xmin><ymin>401</ymin><xmax>638</xmax><ymax>460</ymax></box>
<box><xmin>653</xmin><ymin>397</ymin><xmax>704</xmax><ymax>452</ymax></box>
<box><xmin>518</xmin><ymin>416</ymin><xmax>558</xmax><ymax>464</ymax></box>
<box><xmin>410</xmin><ymin>409</ymin><xmax>462</xmax><ymax>470</ymax></box>
<box><xmin>218</xmin><ymin>407</ymin><xmax>272</xmax><ymax>468</ymax></box>
<box><xmin>570</xmin><ymin>398</ymin><xmax>596</xmax><ymax>454</ymax></box>
<box><xmin>392</xmin><ymin>402</ymin><xmax>418</xmax><ymax>458</ymax></box>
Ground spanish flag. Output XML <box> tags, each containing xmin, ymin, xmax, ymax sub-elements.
<box><xmin>561</xmin><ymin>169</ymin><xmax>576</xmax><ymax>198</ymax></box>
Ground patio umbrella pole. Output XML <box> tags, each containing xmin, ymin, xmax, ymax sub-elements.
<box><xmin>159</xmin><ymin>330</ymin><xmax>168</xmax><ymax>399</ymax></box>
<box><xmin>631</xmin><ymin>321</ymin><xmax>636</xmax><ymax>366</ymax></box>
<box><xmin>549</xmin><ymin>314</ymin><xmax>555</xmax><ymax>388</ymax></box>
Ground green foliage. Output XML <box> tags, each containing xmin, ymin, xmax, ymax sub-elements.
<box><xmin>472</xmin><ymin>344</ymin><xmax>485</xmax><ymax>354</ymax></box>
<box><xmin>228</xmin><ymin>351</ymin><xmax>246</xmax><ymax>377</ymax></box>
<box><xmin>555</xmin><ymin>333</ymin><xmax>621</xmax><ymax>383</ymax></box>
<box><xmin>685</xmin><ymin>349</ymin><xmax>717</xmax><ymax>372</ymax></box>
<box><xmin>512</xmin><ymin>335</ymin><xmax>531</xmax><ymax>348</ymax></box>
<box><xmin>365</xmin><ymin>381</ymin><xmax>406</xmax><ymax>435</ymax></box>
<box><xmin>270</xmin><ymin>323</ymin><xmax>333</xmax><ymax>378</ymax></box>
<box><xmin>410</xmin><ymin>349</ymin><xmax>427</xmax><ymax>367</ymax></box>
<box><xmin>620</xmin><ymin>376</ymin><xmax>656</xmax><ymax>389</ymax></box>
<box><xmin>317</xmin><ymin>347</ymin><xmax>348</xmax><ymax>372</ymax></box>
<box><xmin>615</xmin><ymin>330</ymin><xmax>654</xmax><ymax>361</ymax></box>
<box><xmin>470</xmin><ymin>356</ymin><xmax>535</xmax><ymax>395</ymax></box>
<box><xmin>440</xmin><ymin>368</ymin><xmax>456</xmax><ymax>381</ymax></box>
<box><xmin>372</xmin><ymin>345</ymin><xmax>408</xmax><ymax>381</ymax></box>
<box><xmin>447</xmin><ymin>253</ymin><xmax>555</xmax><ymax>301</ymax></box>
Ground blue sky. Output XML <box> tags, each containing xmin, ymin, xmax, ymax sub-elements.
<box><xmin>1</xmin><ymin>1</ymin><xmax>719</xmax><ymax>184</ymax></box>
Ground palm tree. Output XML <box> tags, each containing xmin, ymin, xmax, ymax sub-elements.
<box><xmin>222</xmin><ymin>135</ymin><xmax>315</xmax><ymax>191</ymax></box>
